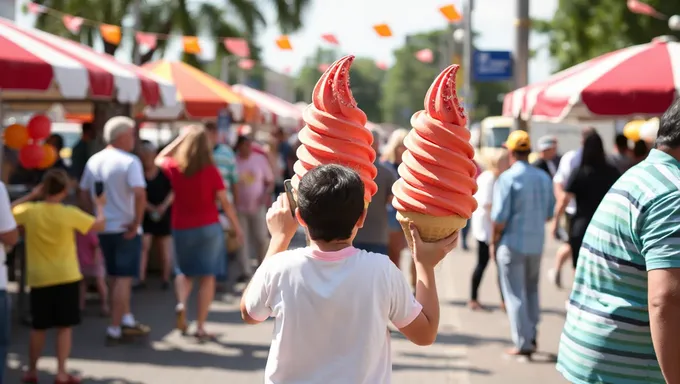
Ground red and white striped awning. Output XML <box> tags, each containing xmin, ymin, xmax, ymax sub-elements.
<box><xmin>503</xmin><ymin>37</ymin><xmax>680</xmax><ymax>122</ymax></box>
<box><xmin>231</xmin><ymin>84</ymin><xmax>303</xmax><ymax>130</ymax></box>
<box><xmin>0</xmin><ymin>17</ymin><xmax>176</xmax><ymax>112</ymax></box>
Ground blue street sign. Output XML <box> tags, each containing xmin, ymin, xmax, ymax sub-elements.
<box><xmin>472</xmin><ymin>50</ymin><xmax>513</xmax><ymax>82</ymax></box>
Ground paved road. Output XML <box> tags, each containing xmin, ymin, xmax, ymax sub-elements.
<box><xmin>6</xmin><ymin>232</ymin><xmax>571</xmax><ymax>383</ymax></box>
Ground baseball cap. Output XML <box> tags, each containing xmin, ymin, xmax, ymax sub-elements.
<box><xmin>504</xmin><ymin>130</ymin><xmax>531</xmax><ymax>152</ymax></box>
<box><xmin>537</xmin><ymin>135</ymin><xmax>557</xmax><ymax>152</ymax></box>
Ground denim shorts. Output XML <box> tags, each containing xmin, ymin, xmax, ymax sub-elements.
<box><xmin>99</xmin><ymin>233</ymin><xmax>142</xmax><ymax>278</ymax></box>
<box><xmin>387</xmin><ymin>205</ymin><xmax>401</xmax><ymax>231</ymax></box>
<box><xmin>354</xmin><ymin>243</ymin><xmax>389</xmax><ymax>255</ymax></box>
<box><xmin>173</xmin><ymin>223</ymin><xmax>225</xmax><ymax>277</ymax></box>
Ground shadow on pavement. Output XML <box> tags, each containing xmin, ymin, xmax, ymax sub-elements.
<box><xmin>447</xmin><ymin>299</ymin><xmax>566</xmax><ymax>317</ymax></box>
<box><xmin>391</xmin><ymin>330</ymin><xmax>509</xmax><ymax>347</ymax></box>
<box><xmin>393</xmin><ymin>363</ymin><xmax>492</xmax><ymax>375</ymax></box>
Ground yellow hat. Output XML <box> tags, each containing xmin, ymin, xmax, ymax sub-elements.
<box><xmin>505</xmin><ymin>130</ymin><xmax>531</xmax><ymax>151</ymax></box>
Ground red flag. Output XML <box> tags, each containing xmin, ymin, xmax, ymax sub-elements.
<box><xmin>224</xmin><ymin>38</ymin><xmax>250</xmax><ymax>58</ymax></box>
<box><xmin>27</xmin><ymin>2</ymin><xmax>45</xmax><ymax>14</ymax></box>
<box><xmin>238</xmin><ymin>59</ymin><xmax>255</xmax><ymax>70</ymax></box>
<box><xmin>627</xmin><ymin>0</ymin><xmax>665</xmax><ymax>19</ymax></box>
<box><xmin>321</xmin><ymin>34</ymin><xmax>339</xmax><ymax>45</ymax></box>
<box><xmin>135</xmin><ymin>32</ymin><xmax>158</xmax><ymax>50</ymax></box>
<box><xmin>415</xmin><ymin>49</ymin><xmax>434</xmax><ymax>63</ymax></box>
<box><xmin>376</xmin><ymin>61</ymin><xmax>388</xmax><ymax>70</ymax></box>
<box><xmin>62</xmin><ymin>15</ymin><xmax>84</xmax><ymax>34</ymax></box>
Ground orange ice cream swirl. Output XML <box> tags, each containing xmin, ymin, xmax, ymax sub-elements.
<box><xmin>292</xmin><ymin>55</ymin><xmax>378</xmax><ymax>202</ymax></box>
<box><xmin>392</xmin><ymin>64</ymin><xmax>478</xmax><ymax>218</ymax></box>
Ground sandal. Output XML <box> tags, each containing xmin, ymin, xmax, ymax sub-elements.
<box><xmin>22</xmin><ymin>373</ymin><xmax>38</xmax><ymax>383</ymax></box>
<box><xmin>194</xmin><ymin>331</ymin><xmax>218</xmax><ymax>343</ymax></box>
<box><xmin>54</xmin><ymin>374</ymin><xmax>81</xmax><ymax>384</ymax></box>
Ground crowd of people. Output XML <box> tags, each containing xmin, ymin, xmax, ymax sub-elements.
<box><xmin>0</xmin><ymin>96</ymin><xmax>678</xmax><ymax>382</ymax></box>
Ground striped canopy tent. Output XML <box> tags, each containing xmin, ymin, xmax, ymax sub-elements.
<box><xmin>143</xmin><ymin>60</ymin><xmax>258</xmax><ymax>122</ymax></box>
<box><xmin>0</xmin><ymin>17</ymin><xmax>176</xmax><ymax>115</ymax></box>
<box><xmin>231</xmin><ymin>84</ymin><xmax>303</xmax><ymax>131</ymax></box>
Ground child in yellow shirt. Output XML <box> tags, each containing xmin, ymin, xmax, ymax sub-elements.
<box><xmin>12</xmin><ymin>169</ymin><xmax>106</xmax><ymax>384</ymax></box>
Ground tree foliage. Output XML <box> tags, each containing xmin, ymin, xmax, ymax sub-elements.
<box><xmin>534</xmin><ymin>0</ymin><xmax>680</xmax><ymax>71</ymax></box>
<box><xmin>380</xmin><ymin>29</ymin><xmax>509</xmax><ymax>127</ymax></box>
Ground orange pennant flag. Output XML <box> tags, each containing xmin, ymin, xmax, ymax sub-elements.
<box><xmin>276</xmin><ymin>35</ymin><xmax>293</xmax><ymax>50</ymax></box>
<box><xmin>99</xmin><ymin>24</ymin><xmax>122</xmax><ymax>45</ymax></box>
<box><xmin>439</xmin><ymin>4</ymin><xmax>462</xmax><ymax>22</ymax></box>
<box><xmin>373</xmin><ymin>24</ymin><xmax>392</xmax><ymax>38</ymax></box>
<box><xmin>183</xmin><ymin>36</ymin><xmax>201</xmax><ymax>54</ymax></box>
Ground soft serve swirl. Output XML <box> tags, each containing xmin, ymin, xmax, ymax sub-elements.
<box><xmin>292</xmin><ymin>55</ymin><xmax>378</xmax><ymax>202</ymax></box>
<box><xmin>391</xmin><ymin>64</ymin><xmax>478</xmax><ymax>217</ymax></box>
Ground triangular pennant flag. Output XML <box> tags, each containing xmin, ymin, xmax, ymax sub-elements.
<box><xmin>224</xmin><ymin>38</ymin><xmax>250</xmax><ymax>58</ymax></box>
<box><xmin>99</xmin><ymin>24</ymin><xmax>122</xmax><ymax>45</ymax></box>
<box><xmin>62</xmin><ymin>15</ymin><xmax>84</xmax><ymax>34</ymax></box>
<box><xmin>376</xmin><ymin>61</ymin><xmax>388</xmax><ymax>70</ymax></box>
<box><xmin>415</xmin><ymin>48</ymin><xmax>434</xmax><ymax>63</ymax></box>
<box><xmin>183</xmin><ymin>36</ymin><xmax>201</xmax><ymax>54</ymax></box>
<box><xmin>27</xmin><ymin>2</ymin><xmax>45</xmax><ymax>14</ymax></box>
<box><xmin>439</xmin><ymin>4</ymin><xmax>462</xmax><ymax>22</ymax></box>
<box><xmin>135</xmin><ymin>32</ymin><xmax>157</xmax><ymax>50</ymax></box>
<box><xmin>373</xmin><ymin>24</ymin><xmax>392</xmax><ymax>37</ymax></box>
<box><xmin>321</xmin><ymin>34</ymin><xmax>339</xmax><ymax>45</ymax></box>
<box><xmin>627</xmin><ymin>0</ymin><xmax>665</xmax><ymax>18</ymax></box>
<box><xmin>238</xmin><ymin>59</ymin><xmax>255</xmax><ymax>70</ymax></box>
<box><xmin>276</xmin><ymin>35</ymin><xmax>293</xmax><ymax>50</ymax></box>
<box><xmin>318</xmin><ymin>63</ymin><xmax>330</xmax><ymax>72</ymax></box>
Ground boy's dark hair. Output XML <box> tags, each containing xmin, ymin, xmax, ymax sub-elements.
<box><xmin>42</xmin><ymin>169</ymin><xmax>69</xmax><ymax>196</ymax></box>
<box><xmin>297</xmin><ymin>164</ymin><xmax>365</xmax><ymax>242</ymax></box>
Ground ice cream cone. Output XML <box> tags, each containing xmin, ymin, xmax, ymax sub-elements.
<box><xmin>396</xmin><ymin>211</ymin><xmax>467</xmax><ymax>251</ymax></box>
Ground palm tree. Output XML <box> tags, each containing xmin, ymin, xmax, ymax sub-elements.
<box><xmin>31</xmin><ymin>0</ymin><xmax>311</xmax><ymax>68</ymax></box>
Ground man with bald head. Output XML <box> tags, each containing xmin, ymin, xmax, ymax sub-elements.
<box><xmin>354</xmin><ymin>129</ymin><xmax>398</xmax><ymax>256</ymax></box>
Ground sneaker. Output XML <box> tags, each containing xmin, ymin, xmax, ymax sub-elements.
<box><xmin>122</xmin><ymin>322</ymin><xmax>151</xmax><ymax>336</ymax></box>
<box><xmin>547</xmin><ymin>268</ymin><xmax>562</xmax><ymax>289</ymax></box>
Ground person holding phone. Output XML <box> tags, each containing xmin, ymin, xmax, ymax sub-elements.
<box><xmin>78</xmin><ymin>116</ymin><xmax>150</xmax><ymax>344</ymax></box>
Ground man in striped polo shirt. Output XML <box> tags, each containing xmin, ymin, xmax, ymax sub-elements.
<box><xmin>557</xmin><ymin>99</ymin><xmax>680</xmax><ymax>383</ymax></box>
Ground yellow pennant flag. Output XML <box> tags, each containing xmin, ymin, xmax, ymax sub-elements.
<box><xmin>99</xmin><ymin>24</ymin><xmax>122</xmax><ymax>45</ymax></box>
<box><xmin>439</xmin><ymin>4</ymin><xmax>462</xmax><ymax>22</ymax></box>
<box><xmin>373</xmin><ymin>24</ymin><xmax>392</xmax><ymax>37</ymax></box>
<box><xmin>183</xmin><ymin>36</ymin><xmax>201</xmax><ymax>54</ymax></box>
<box><xmin>276</xmin><ymin>35</ymin><xmax>293</xmax><ymax>50</ymax></box>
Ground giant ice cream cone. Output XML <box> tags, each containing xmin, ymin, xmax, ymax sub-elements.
<box><xmin>391</xmin><ymin>65</ymin><xmax>478</xmax><ymax>250</ymax></box>
<box><xmin>291</xmin><ymin>55</ymin><xmax>377</xmax><ymax>207</ymax></box>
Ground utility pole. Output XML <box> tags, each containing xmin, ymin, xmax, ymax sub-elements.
<box><xmin>131</xmin><ymin>0</ymin><xmax>142</xmax><ymax>65</ymax></box>
<box><xmin>462</xmin><ymin>0</ymin><xmax>474</xmax><ymax>125</ymax></box>
<box><xmin>514</xmin><ymin>0</ymin><xmax>530</xmax><ymax>131</ymax></box>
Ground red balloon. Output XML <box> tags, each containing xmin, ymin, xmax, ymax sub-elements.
<box><xmin>27</xmin><ymin>114</ymin><xmax>51</xmax><ymax>141</ymax></box>
<box><xmin>19</xmin><ymin>144</ymin><xmax>45</xmax><ymax>169</ymax></box>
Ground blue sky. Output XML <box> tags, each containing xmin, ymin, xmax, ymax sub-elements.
<box><xmin>12</xmin><ymin>0</ymin><xmax>558</xmax><ymax>82</ymax></box>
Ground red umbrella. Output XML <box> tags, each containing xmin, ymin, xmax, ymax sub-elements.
<box><xmin>503</xmin><ymin>37</ymin><xmax>680</xmax><ymax>122</ymax></box>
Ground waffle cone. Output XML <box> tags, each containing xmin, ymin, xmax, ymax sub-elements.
<box><xmin>396</xmin><ymin>211</ymin><xmax>467</xmax><ymax>251</ymax></box>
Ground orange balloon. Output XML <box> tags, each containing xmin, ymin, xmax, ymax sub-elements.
<box><xmin>4</xmin><ymin>124</ymin><xmax>29</xmax><ymax>150</ymax></box>
<box><xmin>38</xmin><ymin>144</ymin><xmax>57</xmax><ymax>169</ymax></box>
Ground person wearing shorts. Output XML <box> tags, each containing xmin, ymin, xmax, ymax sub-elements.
<box><xmin>13</xmin><ymin>169</ymin><xmax>106</xmax><ymax>383</ymax></box>
<box><xmin>79</xmin><ymin>116</ymin><xmax>150</xmax><ymax>344</ymax></box>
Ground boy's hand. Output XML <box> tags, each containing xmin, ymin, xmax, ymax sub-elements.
<box><xmin>410</xmin><ymin>224</ymin><xmax>459</xmax><ymax>268</ymax></box>
<box><xmin>266</xmin><ymin>194</ymin><xmax>298</xmax><ymax>241</ymax></box>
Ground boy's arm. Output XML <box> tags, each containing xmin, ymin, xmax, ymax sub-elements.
<box><xmin>393</xmin><ymin>262</ymin><xmax>439</xmax><ymax>346</ymax></box>
<box><xmin>239</xmin><ymin>235</ymin><xmax>291</xmax><ymax>324</ymax></box>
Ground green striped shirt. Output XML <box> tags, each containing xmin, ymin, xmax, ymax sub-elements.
<box><xmin>557</xmin><ymin>149</ymin><xmax>680</xmax><ymax>384</ymax></box>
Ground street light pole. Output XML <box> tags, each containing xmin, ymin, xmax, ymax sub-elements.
<box><xmin>514</xmin><ymin>0</ymin><xmax>530</xmax><ymax>130</ymax></box>
<box><xmin>462</xmin><ymin>0</ymin><xmax>473</xmax><ymax>124</ymax></box>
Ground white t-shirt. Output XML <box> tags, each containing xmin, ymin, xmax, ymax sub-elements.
<box><xmin>244</xmin><ymin>246</ymin><xmax>422</xmax><ymax>384</ymax></box>
<box><xmin>80</xmin><ymin>147</ymin><xmax>146</xmax><ymax>234</ymax></box>
<box><xmin>471</xmin><ymin>170</ymin><xmax>495</xmax><ymax>244</ymax></box>
<box><xmin>553</xmin><ymin>148</ymin><xmax>582</xmax><ymax>215</ymax></box>
<box><xmin>0</xmin><ymin>183</ymin><xmax>17</xmax><ymax>290</ymax></box>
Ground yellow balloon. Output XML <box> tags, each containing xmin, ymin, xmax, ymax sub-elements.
<box><xmin>623</xmin><ymin>120</ymin><xmax>644</xmax><ymax>142</ymax></box>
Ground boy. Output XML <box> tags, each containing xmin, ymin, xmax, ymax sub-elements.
<box><xmin>240</xmin><ymin>164</ymin><xmax>458</xmax><ymax>383</ymax></box>
<box><xmin>12</xmin><ymin>169</ymin><xmax>106</xmax><ymax>384</ymax></box>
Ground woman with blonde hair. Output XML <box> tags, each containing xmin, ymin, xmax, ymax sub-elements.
<box><xmin>380</xmin><ymin>129</ymin><xmax>411</xmax><ymax>282</ymax></box>
<box><xmin>156</xmin><ymin>125</ymin><xmax>243</xmax><ymax>341</ymax></box>
<box><xmin>469</xmin><ymin>149</ymin><xmax>509</xmax><ymax>311</ymax></box>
